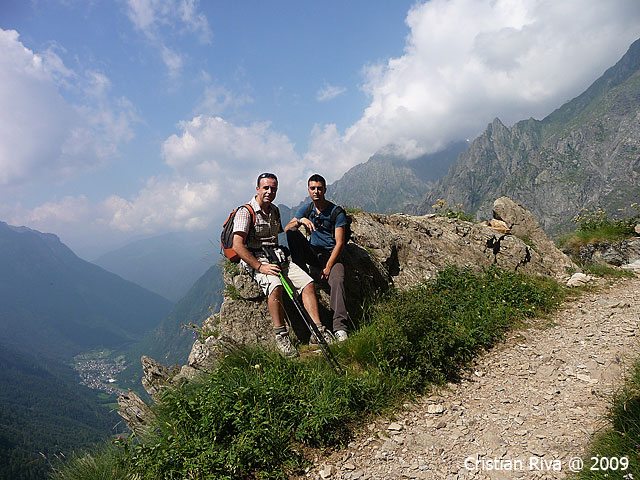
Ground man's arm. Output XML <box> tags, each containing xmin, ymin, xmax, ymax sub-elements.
<box><xmin>284</xmin><ymin>216</ymin><xmax>316</xmax><ymax>233</ymax></box>
<box><xmin>232</xmin><ymin>233</ymin><xmax>280</xmax><ymax>276</ymax></box>
<box><xmin>321</xmin><ymin>225</ymin><xmax>344</xmax><ymax>280</ymax></box>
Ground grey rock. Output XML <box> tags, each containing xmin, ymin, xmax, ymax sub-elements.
<box><xmin>117</xmin><ymin>389</ymin><xmax>155</xmax><ymax>434</ymax></box>
<box><xmin>493</xmin><ymin>196</ymin><xmax>575</xmax><ymax>278</ymax></box>
<box><xmin>140</xmin><ymin>355</ymin><xmax>177</xmax><ymax>402</ymax></box>
<box><xmin>576</xmin><ymin>238</ymin><xmax>640</xmax><ymax>267</ymax></box>
<box><xmin>567</xmin><ymin>272</ymin><xmax>593</xmax><ymax>287</ymax></box>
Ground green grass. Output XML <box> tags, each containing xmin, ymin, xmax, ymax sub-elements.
<box><xmin>572</xmin><ymin>359</ymin><xmax>640</xmax><ymax>479</ymax></box>
<box><xmin>582</xmin><ymin>263</ymin><xmax>635</xmax><ymax>279</ymax></box>
<box><xmin>558</xmin><ymin>205</ymin><xmax>639</xmax><ymax>270</ymax></box>
<box><xmin>49</xmin><ymin>443</ymin><xmax>132</xmax><ymax>480</ymax></box>
<box><xmin>52</xmin><ymin>266</ymin><xmax>564</xmax><ymax>480</ymax></box>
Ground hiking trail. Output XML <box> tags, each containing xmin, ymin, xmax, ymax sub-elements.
<box><xmin>299</xmin><ymin>276</ymin><xmax>640</xmax><ymax>480</ymax></box>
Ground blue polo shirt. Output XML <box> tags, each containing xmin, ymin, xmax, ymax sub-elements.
<box><xmin>296</xmin><ymin>202</ymin><xmax>347</xmax><ymax>250</ymax></box>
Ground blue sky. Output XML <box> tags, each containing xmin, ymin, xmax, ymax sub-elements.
<box><xmin>1</xmin><ymin>0</ymin><xmax>639</xmax><ymax>258</ymax></box>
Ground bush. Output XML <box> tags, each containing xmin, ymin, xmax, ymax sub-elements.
<box><xmin>570</xmin><ymin>205</ymin><xmax>639</xmax><ymax>241</ymax></box>
<box><xmin>352</xmin><ymin>267</ymin><xmax>562</xmax><ymax>390</ymax></box>
<box><xmin>431</xmin><ymin>199</ymin><xmax>475</xmax><ymax>222</ymax></box>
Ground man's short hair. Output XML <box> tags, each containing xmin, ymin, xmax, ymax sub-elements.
<box><xmin>257</xmin><ymin>172</ymin><xmax>278</xmax><ymax>186</ymax></box>
<box><xmin>307</xmin><ymin>174</ymin><xmax>326</xmax><ymax>187</ymax></box>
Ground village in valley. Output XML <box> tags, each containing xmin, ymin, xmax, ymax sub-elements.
<box><xmin>73</xmin><ymin>350</ymin><xmax>127</xmax><ymax>396</ymax></box>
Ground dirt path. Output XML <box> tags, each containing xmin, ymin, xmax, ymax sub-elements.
<box><xmin>300</xmin><ymin>276</ymin><xmax>640</xmax><ymax>480</ymax></box>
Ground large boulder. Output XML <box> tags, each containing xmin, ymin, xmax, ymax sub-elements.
<box><xmin>492</xmin><ymin>196</ymin><xmax>575</xmax><ymax>277</ymax></box>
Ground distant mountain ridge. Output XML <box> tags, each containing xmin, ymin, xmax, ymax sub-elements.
<box><xmin>326</xmin><ymin>141</ymin><xmax>468</xmax><ymax>214</ymax></box>
<box><xmin>418</xmin><ymin>38</ymin><xmax>640</xmax><ymax>233</ymax></box>
<box><xmin>93</xmin><ymin>231</ymin><xmax>215</xmax><ymax>302</ymax></box>
<box><xmin>0</xmin><ymin>221</ymin><xmax>173</xmax><ymax>479</ymax></box>
<box><xmin>0</xmin><ymin>221</ymin><xmax>172</xmax><ymax>360</ymax></box>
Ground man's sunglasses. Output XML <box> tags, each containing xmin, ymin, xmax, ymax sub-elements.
<box><xmin>257</xmin><ymin>172</ymin><xmax>278</xmax><ymax>185</ymax></box>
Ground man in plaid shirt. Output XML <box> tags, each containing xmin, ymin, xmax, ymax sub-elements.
<box><xmin>232</xmin><ymin>173</ymin><xmax>334</xmax><ymax>357</ymax></box>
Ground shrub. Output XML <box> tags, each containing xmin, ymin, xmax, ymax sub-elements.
<box><xmin>432</xmin><ymin>199</ymin><xmax>475</xmax><ymax>222</ymax></box>
<box><xmin>570</xmin><ymin>205</ymin><xmax>639</xmax><ymax>241</ymax></box>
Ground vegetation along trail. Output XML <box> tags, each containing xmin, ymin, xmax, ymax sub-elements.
<box><xmin>301</xmin><ymin>276</ymin><xmax>640</xmax><ymax>480</ymax></box>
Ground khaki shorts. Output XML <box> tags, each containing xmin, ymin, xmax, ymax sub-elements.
<box><xmin>243</xmin><ymin>253</ymin><xmax>313</xmax><ymax>298</ymax></box>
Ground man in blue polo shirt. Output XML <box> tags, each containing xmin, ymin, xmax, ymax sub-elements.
<box><xmin>285</xmin><ymin>174</ymin><xmax>349</xmax><ymax>341</ymax></box>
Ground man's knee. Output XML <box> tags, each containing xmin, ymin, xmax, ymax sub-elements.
<box><xmin>301</xmin><ymin>281</ymin><xmax>315</xmax><ymax>294</ymax></box>
<box><xmin>268</xmin><ymin>284</ymin><xmax>283</xmax><ymax>301</ymax></box>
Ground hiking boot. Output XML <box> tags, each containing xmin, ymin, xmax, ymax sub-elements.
<box><xmin>334</xmin><ymin>330</ymin><xmax>348</xmax><ymax>342</ymax></box>
<box><xmin>310</xmin><ymin>325</ymin><xmax>336</xmax><ymax>345</ymax></box>
<box><xmin>275</xmin><ymin>332</ymin><xmax>299</xmax><ymax>358</ymax></box>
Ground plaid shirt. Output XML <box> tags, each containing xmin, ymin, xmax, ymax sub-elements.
<box><xmin>232</xmin><ymin>196</ymin><xmax>282</xmax><ymax>250</ymax></box>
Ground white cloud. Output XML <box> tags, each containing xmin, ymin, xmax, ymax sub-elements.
<box><xmin>126</xmin><ymin>0</ymin><xmax>212</xmax><ymax>42</ymax></box>
<box><xmin>0</xmin><ymin>29</ymin><xmax>135</xmax><ymax>185</ymax></box>
<box><xmin>161</xmin><ymin>45</ymin><xmax>184</xmax><ymax>78</ymax></box>
<box><xmin>8</xmin><ymin>110</ymin><xmax>306</xmax><ymax>248</ymax></box>
<box><xmin>316</xmin><ymin>84</ymin><xmax>347</xmax><ymax>102</ymax></box>
<box><xmin>104</xmin><ymin>177</ymin><xmax>219</xmax><ymax>232</ymax></box>
<box><xmin>305</xmin><ymin>0</ymin><xmax>640</xmax><ymax>183</ymax></box>
<box><xmin>195</xmin><ymin>84</ymin><xmax>253</xmax><ymax>115</ymax></box>
<box><xmin>15</xmin><ymin>195</ymin><xmax>91</xmax><ymax>225</ymax></box>
<box><xmin>125</xmin><ymin>0</ymin><xmax>212</xmax><ymax>76</ymax></box>
<box><xmin>89</xmin><ymin>114</ymin><xmax>306</xmax><ymax>235</ymax></box>
<box><xmin>163</xmin><ymin>115</ymin><xmax>300</xmax><ymax>182</ymax></box>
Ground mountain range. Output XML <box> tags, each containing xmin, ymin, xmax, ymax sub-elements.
<box><xmin>325</xmin><ymin>141</ymin><xmax>468</xmax><ymax>214</ymax></box>
<box><xmin>319</xmin><ymin>38</ymin><xmax>640</xmax><ymax>236</ymax></box>
<box><xmin>0</xmin><ymin>222</ymin><xmax>173</xmax><ymax>361</ymax></box>
<box><xmin>93</xmin><ymin>231</ymin><xmax>216</xmax><ymax>303</ymax></box>
<box><xmin>417</xmin><ymin>38</ymin><xmax>640</xmax><ymax>233</ymax></box>
<box><xmin>0</xmin><ymin>221</ymin><xmax>173</xmax><ymax>479</ymax></box>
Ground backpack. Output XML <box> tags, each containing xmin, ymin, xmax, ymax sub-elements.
<box><xmin>305</xmin><ymin>203</ymin><xmax>352</xmax><ymax>243</ymax></box>
<box><xmin>220</xmin><ymin>204</ymin><xmax>255</xmax><ymax>262</ymax></box>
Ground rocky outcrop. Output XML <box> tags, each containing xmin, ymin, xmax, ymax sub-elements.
<box><xmin>492</xmin><ymin>196</ymin><xmax>575</xmax><ymax>277</ymax></box>
<box><xmin>574</xmin><ymin>237</ymin><xmax>640</xmax><ymax>266</ymax></box>
<box><xmin>117</xmin><ymin>389</ymin><xmax>156</xmax><ymax>435</ymax></box>
<box><xmin>118</xmin><ymin>197</ymin><xmax>577</xmax><ymax>432</ymax></box>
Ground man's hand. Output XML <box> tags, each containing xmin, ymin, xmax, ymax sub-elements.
<box><xmin>299</xmin><ymin>217</ymin><xmax>316</xmax><ymax>232</ymax></box>
<box><xmin>321</xmin><ymin>264</ymin><xmax>331</xmax><ymax>280</ymax></box>
<box><xmin>259</xmin><ymin>262</ymin><xmax>281</xmax><ymax>276</ymax></box>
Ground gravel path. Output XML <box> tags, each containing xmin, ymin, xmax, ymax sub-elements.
<box><xmin>300</xmin><ymin>276</ymin><xmax>640</xmax><ymax>480</ymax></box>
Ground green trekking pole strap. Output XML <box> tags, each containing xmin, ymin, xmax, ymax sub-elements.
<box><xmin>279</xmin><ymin>272</ymin><xmax>295</xmax><ymax>299</ymax></box>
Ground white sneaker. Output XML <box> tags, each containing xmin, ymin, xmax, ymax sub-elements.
<box><xmin>310</xmin><ymin>325</ymin><xmax>336</xmax><ymax>345</ymax></box>
<box><xmin>334</xmin><ymin>330</ymin><xmax>348</xmax><ymax>342</ymax></box>
<box><xmin>275</xmin><ymin>332</ymin><xmax>299</xmax><ymax>358</ymax></box>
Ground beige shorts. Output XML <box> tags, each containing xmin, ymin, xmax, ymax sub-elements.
<box><xmin>243</xmin><ymin>254</ymin><xmax>313</xmax><ymax>298</ymax></box>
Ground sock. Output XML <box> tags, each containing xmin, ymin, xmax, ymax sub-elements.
<box><xmin>274</xmin><ymin>326</ymin><xmax>287</xmax><ymax>336</ymax></box>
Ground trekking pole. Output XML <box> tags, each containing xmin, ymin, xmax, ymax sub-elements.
<box><xmin>262</xmin><ymin>246</ymin><xmax>342</xmax><ymax>374</ymax></box>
